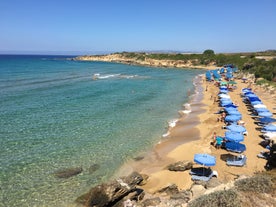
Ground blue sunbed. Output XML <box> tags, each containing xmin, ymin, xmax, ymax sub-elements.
<box><xmin>191</xmin><ymin>170</ymin><xmax>218</xmax><ymax>182</ymax></box>
<box><xmin>226</xmin><ymin>154</ymin><xmax>246</xmax><ymax>166</ymax></box>
<box><xmin>189</xmin><ymin>167</ymin><xmax>212</xmax><ymax>176</ymax></box>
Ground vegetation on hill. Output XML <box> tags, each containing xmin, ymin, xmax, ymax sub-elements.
<box><xmin>188</xmin><ymin>171</ymin><xmax>276</xmax><ymax>207</ymax></box>
<box><xmin>114</xmin><ymin>50</ymin><xmax>276</xmax><ymax>83</ymax></box>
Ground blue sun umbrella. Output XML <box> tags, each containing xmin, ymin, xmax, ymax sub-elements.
<box><xmin>258</xmin><ymin>111</ymin><xmax>273</xmax><ymax>117</ymax></box>
<box><xmin>225</xmin><ymin>131</ymin><xmax>244</xmax><ymax>142</ymax></box>
<box><xmin>224</xmin><ymin>107</ymin><xmax>238</xmax><ymax>112</ymax></box>
<box><xmin>250</xmin><ymin>101</ymin><xmax>263</xmax><ymax>105</ymax></box>
<box><xmin>224</xmin><ymin>104</ymin><xmax>238</xmax><ymax>108</ymax></box>
<box><xmin>194</xmin><ymin>154</ymin><xmax>216</xmax><ymax>166</ymax></box>
<box><xmin>226</xmin><ymin>124</ymin><xmax>246</xmax><ymax>133</ymax></box>
<box><xmin>220</xmin><ymin>98</ymin><xmax>231</xmax><ymax>102</ymax></box>
<box><xmin>255</xmin><ymin>108</ymin><xmax>270</xmax><ymax>113</ymax></box>
<box><xmin>258</xmin><ymin>117</ymin><xmax>276</xmax><ymax>124</ymax></box>
<box><xmin>221</xmin><ymin>101</ymin><xmax>233</xmax><ymax>107</ymax></box>
<box><xmin>246</xmin><ymin>94</ymin><xmax>259</xmax><ymax>98</ymax></box>
<box><xmin>225</xmin><ymin>142</ymin><xmax>246</xmax><ymax>153</ymax></box>
<box><xmin>227</xmin><ymin>110</ymin><xmax>242</xmax><ymax>116</ymax></box>
<box><xmin>220</xmin><ymin>89</ymin><xmax>228</xmax><ymax>94</ymax></box>
<box><xmin>263</xmin><ymin>124</ymin><xmax>276</xmax><ymax>132</ymax></box>
<box><xmin>248</xmin><ymin>97</ymin><xmax>261</xmax><ymax>102</ymax></box>
<box><xmin>225</xmin><ymin>115</ymin><xmax>241</xmax><ymax>122</ymax></box>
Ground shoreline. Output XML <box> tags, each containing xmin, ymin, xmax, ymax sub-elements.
<box><xmin>114</xmin><ymin>74</ymin><xmax>208</xmax><ymax>191</ymax></box>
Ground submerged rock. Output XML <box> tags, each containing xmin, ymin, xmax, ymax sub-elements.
<box><xmin>88</xmin><ymin>164</ymin><xmax>100</xmax><ymax>174</ymax></box>
<box><xmin>53</xmin><ymin>167</ymin><xmax>83</xmax><ymax>178</ymax></box>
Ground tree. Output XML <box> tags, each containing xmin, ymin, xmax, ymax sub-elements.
<box><xmin>203</xmin><ymin>49</ymin><xmax>215</xmax><ymax>56</ymax></box>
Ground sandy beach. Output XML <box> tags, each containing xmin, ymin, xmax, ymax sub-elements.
<box><xmin>117</xmin><ymin>73</ymin><xmax>276</xmax><ymax>194</ymax></box>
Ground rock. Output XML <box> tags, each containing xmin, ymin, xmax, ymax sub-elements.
<box><xmin>133</xmin><ymin>156</ymin><xmax>144</xmax><ymax>161</ymax></box>
<box><xmin>190</xmin><ymin>184</ymin><xmax>206</xmax><ymax>199</ymax></box>
<box><xmin>88</xmin><ymin>164</ymin><xmax>100</xmax><ymax>174</ymax></box>
<box><xmin>76</xmin><ymin>171</ymin><xmax>144</xmax><ymax>207</ymax></box>
<box><xmin>124</xmin><ymin>171</ymin><xmax>144</xmax><ymax>186</ymax></box>
<box><xmin>125</xmin><ymin>189</ymin><xmax>145</xmax><ymax>201</ymax></box>
<box><xmin>138</xmin><ymin>174</ymin><xmax>149</xmax><ymax>186</ymax></box>
<box><xmin>158</xmin><ymin>184</ymin><xmax>179</xmax><ymax>196</ymax></box>
<box><xmin>53</xmin><ymin>167</ymin><xmax>83</xmax><ymax>178</ymax></box>
<box><xmin>206</xmin><ymin>177</ymin><xmax>222</xmax><ymax>188</ymax></box>
<box><xmin>193</xmin><ymin>180</ymin><xmax>207</xmax><ymax>188</ymax></box>
<box><xmin>142</xmin><ymin>197</ymin><xmax>161</xmax><ymax>207</ymax></box>
<box><xmin>170</xmin><ymin>190</ymin><xmax>192</xmax><ymax>203</ymax></box>
<box><xmin>166</xmin><ymin>160</ymin><xmax>193</xmax><ymax>171</ymax></box>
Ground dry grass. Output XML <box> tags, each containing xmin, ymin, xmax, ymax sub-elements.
<box><xmin>188</xmin><ymin>170</ymin><xmax>276</xmax><ymax>207</ymax></box>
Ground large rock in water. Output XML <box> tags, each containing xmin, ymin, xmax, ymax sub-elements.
<box><xmin>76</xmin><ymin>171</ymin><xmax>144</xmax><ymax>207</ymax></box>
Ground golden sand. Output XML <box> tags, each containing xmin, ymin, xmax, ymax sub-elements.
<box><xmin>123</xmin><ymin>76</ymin><xmax>276</xmax><ymax>194</ymax></box>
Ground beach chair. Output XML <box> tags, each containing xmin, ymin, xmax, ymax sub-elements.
<box><xmin>257</xmin><ymin>151</ymin><xmax>269</xmax><ymax>160</ymax></box>
<box><xmin>191</xmin><ymin>170</ymin><xmax>218</xmax><ymax>182</ymax></box>
<box><xmin>226</xmin><ymin>154</ymin><xmax>247</xmax><ymax>166</ymax></box>
<box><xmin>189</xmin><ymin>167</ymin><xmax>212</xmax><ymax>176</ymax></box>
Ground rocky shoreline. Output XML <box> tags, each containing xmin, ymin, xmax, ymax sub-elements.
<box><xmin>73</xmin><ymin>53</ymin><xmax>218</xmax><ymax>70</ymax></box>
<box><xmin>73</xmin><ymin>169</ymin><xmax>275</xmax><ymax>207</ymax></box>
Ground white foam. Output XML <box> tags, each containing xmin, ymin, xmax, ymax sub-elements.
<box><xmin>162</xmin><ymin>132</ymin><xmax>170</xmax><ymax>138</ymax></box>
<box><xmin>179</xmin><ymin>109</ymin><xmax>192</xmax><ymax>114</ymax></box>
<box><xmin>168</xmin><ymin>119</ymin><xmax>178</xmax><ymax>128</ymax></box>
<box><xmin>179</xmin><ymin>103</ymin><xmax>192</xmax><ymax>114</ymax></box>
<box><xmin>92</xmin><ymin>73</ymin><xmax>144</xmax><ymax>80</ymax></box>
<box><xmin>98</xmin><ymin>74</ymin><xmax>121</xmax><ymax>79</ymax></box>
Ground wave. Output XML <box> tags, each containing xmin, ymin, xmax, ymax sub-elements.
<box><xmin>179</xmin><ymin>103</ymin><xmax>192</xmax><ymax>115</ymax></box>
<box><xmin>162</xmin><ymin>119</ymin><xmax>179</xmax><ymax>137</ymax></box>
<box><xmin>92</xmin><ymin>73</ymin><xmax>147</xmax><ymax>80</ymax></box>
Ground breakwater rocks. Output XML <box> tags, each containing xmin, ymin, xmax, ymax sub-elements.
<box><xmin>73</xmin><ymin>53</ymin><xmax>217</xmax><ymax>70</ymax></box>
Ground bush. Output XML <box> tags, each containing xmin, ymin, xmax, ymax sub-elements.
<box><xmin>188</xmin><ymin>189</ymin><xmax>241</xmax><ymax>207</ymax></box>
<box><xmin>234</xmin><ymin>174</ymin><xmax>273</xmax><ymax>193</ymax></box>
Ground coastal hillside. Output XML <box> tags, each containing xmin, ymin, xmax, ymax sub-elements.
<box><xmin>74</xmin><ymin>52</ymin><xmax>217</xmax><ymax>70</ymax></box>
<box><xmin>74</xmin><ymin>50</ymin><xmax>276</xmax><ymax>84</ymax></box>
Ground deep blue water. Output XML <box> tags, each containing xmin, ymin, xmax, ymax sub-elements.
<box><xmin>0</xmin><ymin>55</ymin><xmax>204</xmax><ymax>207</ymax></box>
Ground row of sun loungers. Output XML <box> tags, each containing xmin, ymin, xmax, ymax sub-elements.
<box><xmin>218</xmin><ymin>84</ymin><xmax>247</xmax><ymax>167</ymax></box>
<box><xmin>190</xmin><ymin>68</ymin><xmax>246</xmax><ymax>182</ymax></box>
<box><xmin>241</xmin><ymin>88</ymin><xmax>276</xmax><ymax>168</ymax></box>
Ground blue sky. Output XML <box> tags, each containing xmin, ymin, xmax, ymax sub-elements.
<box><xmin>1</xmin><ymin>0</ymin><xmax>276</xmax><ymax>54</ymax></box>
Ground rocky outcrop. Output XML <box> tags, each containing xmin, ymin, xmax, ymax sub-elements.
<box><xmin>76</xmin><ymin>171</ymin><xmax>144</xmax><ymax>207</ymax></box>
<box><xmin>166</xmin><ymin>160</ymin><xmax>193</xmax><ymax>171</ymax></box>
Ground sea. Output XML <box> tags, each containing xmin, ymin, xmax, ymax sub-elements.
<box><xmin>0</xmin><ymin>55</ymin><xmax>204</xmax><ymax>207</ymax></box>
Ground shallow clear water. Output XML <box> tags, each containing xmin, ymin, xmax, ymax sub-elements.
<box><xmin>0</xmin><ymin>55</ymin><xmax>204</xmax><ymax>207</ymax></box>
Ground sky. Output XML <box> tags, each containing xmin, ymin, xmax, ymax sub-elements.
<box><xmin>1</xmin><ymin>0</ymin><xmax>276</xmax><ymax>55</ymax></box>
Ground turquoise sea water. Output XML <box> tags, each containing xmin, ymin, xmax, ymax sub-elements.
<box><xmin>0</xmin><ymin>55</ymin><xmax>204</xmax><ymax>207</ymax></box>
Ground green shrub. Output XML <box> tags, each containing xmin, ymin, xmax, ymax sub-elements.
<box><xmin>188</xmin><ymin>189</ymin><xmax>241</xmax><ymax>207</ymax></box>
<box><xmin>234</xmin><ymin>174</ymin><xmax>273</xmax><ymax>193</ymax></box>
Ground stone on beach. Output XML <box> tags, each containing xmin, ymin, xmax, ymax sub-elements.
<box><xmin>166</xmin><ymin>160</ymin><xmax>193</xmax><ymax>171</ymax></box>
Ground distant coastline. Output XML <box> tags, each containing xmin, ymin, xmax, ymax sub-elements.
<box><xmin>73</xmin><ymin>53</ymin><xmax>218</xmax><ymax>70</ymax></box>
